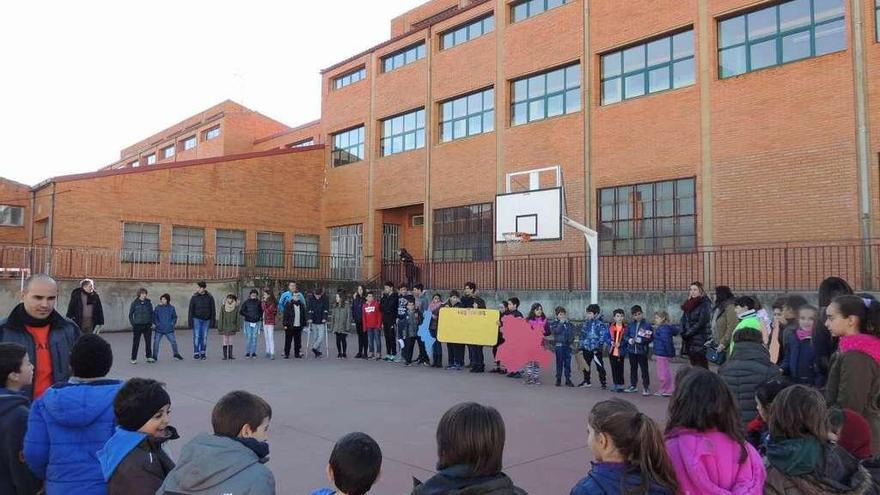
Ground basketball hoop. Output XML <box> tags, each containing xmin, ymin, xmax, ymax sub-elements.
<box><xmin>502</xmin><ymin>232</ymin><xmax>532</xmax><ymax>252</ymax></box>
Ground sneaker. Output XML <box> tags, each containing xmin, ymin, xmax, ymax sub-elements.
<box><xmin>623</xmin><ymin>386</ymin><xmax>637</xmax><ymax>393</ymax></box>
<box><xmin>146</xmin><ymin>358</ymin><xmax>156</xmax><ymax>364</ymax></box>
<box><xmin>173</xmin><ymin>354</ymin><xmax>184</xmax><ymax>361</ymax></box>
<box><xmin>270</xmin><ymin>354</ymin><xmax>275</xmax><ymax>360</ymax></box>
<box><xmin>405</xmin><ymin>363</ymin><xmax>412</xmax><ymax>367</ymax></box>
<box><xmin>555</xmin><ymin>378</ymin><xmax>561</xmax><ymax>387</ymax></box>
<box><xmin>445</xmin><ymin>365</ymin><xmax>457</xmax><ymax>370</ymax></box>
<box><xmin>601</xmin><ymin>384</ymin><xmax>608</xmax><ymax>390</ymax></box>
<box><xmin>283</xmin><ymin>354</ymin><xmax>290</xmax><ymax>359</ymax></box>
<box><xmin>193</xmin><ymin>354</ymin><xmax>200</xmax><ymax>360</ymax></box>
<box><xmin>661</xmin><ymin>392</ymin><xmax>673</xmax><ymax>397</ymax></box>
<box><xmin>129</xmin><ymin>359</ymin><xmax>137</xmax><ymax>364</ymax></box>
<box><xmin>653</xmin><ymin>391</ymin><xmax>664</xmax><ymax>397</ymax></box>
<box><xmin>642</xmin><ymin>389</ymin><xmax>651</xmax><ymax>396</ymax></box>
<box><xmin>565</xmin><ymin>379</ymin><xmax>575</xmax><ymax>387</ymax></box>
<box><xmin>200</xmin><ymin>354</ymin><xmax>207</xmax><ymax>360</ymax></box>
<box><xmin>578</xmin><ymin>381</ymin><xmax>592</xmax><ymax>388</ymax></box>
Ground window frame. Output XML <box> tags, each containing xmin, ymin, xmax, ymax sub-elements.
<box><xmin>381</xmin><ymin>42</ymin><xmax>427</xmax><ymax>73</ymax></box>
<box><xmin>334</xmin><ymin>67</ymin><xmax>367</xmax><ymax>90</ymax></box>
<box><xmin>380</xmin><ymin>108</ymin><xmax>426</xmax><ymax>157</ymax></box>
<box><xmin>331</xmin><ymin>126</ymin><xmax>366</xmax><ymax>167</ymax></box>
<box><xmin>440</xmin><ymin>14</ymin><xmax>495</xmax><ymax>50</ymax></box>
<box><xmin>510</xmin><ymin>63</ymin><xmax>581</xmax><ymax>126</ymax></box>
<box><xmin>510</xmin><ymin>0</ymin><xmax>571</xmax><ymax>23</ymax></box>
<box><xmin>122</xmin><ymin>222</ymin><xmax>160</xmax><ymax>263</ymax></box>
<box><xmin>182</xmin><ymin>135</ymin><xmax>197</xmax><ymax>151</ymax></box>
<box><xmin>293</xmin><ymin>234</ymin><xmax>320</xmax><ymax>268</ymax></box>
<box><xmin>129</xmin><ymin>160</ymin><xmax>140</xmax><ymax>168</ymax></box>
<box><xmin>432</xmin><ymin>203</ymin><xmax>494</xmax><ymax>262</ymax></box>
<box><xmin>0</xmin><ymin>205</ymin><xmax>24</xmax><ymax>227</ymax></box>
<box><xmin>215</xmin><ymin>229</ymin><xmax>246</xmax><ymax>266</ymax></box>
<box><xmin>204</xmin><ymin>126</ymin><xmax>221</xmax><ymax>141</ymax></box>
<box><xmin>145</xmin><ymin>154</ymin><xmax>156</xmax><ymax>165</ymax></box>
<box><xmin>256</xmin><ymin>231</ymin><xmax>284</xmax><ymax>268</ymax></box>
<box><xmin>162</xmin><ymin>144</ymin><xmax>175</xmax><ymax>159</ymax></box>
<box><xmin>171</xmin><ymin>226</ymin><xmax>205</xmax><ymax>265</ymax></box>
<box><xmin>439</xmin><ymin>87</ymin><xmax>495</xmax><ymax>143</ymax></box>
<box><xmin>876</xmin><ymin>0</ymin><xmax>879</xmax><ymax>41</ymax></box>
<box><xmin>286</xmin><ymin>138</ymin><xmax>315</xmax><ymax>149</ymax></box>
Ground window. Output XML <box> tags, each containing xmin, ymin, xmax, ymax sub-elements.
<box><xmin>171</xmin><ymin>226</ymin><xmax>205</xmax><ymax>264</ymax></box>
<box><xmin>146</xmin><ymin>154</ymin><xmax>156</xmax><ymax>165</ymax></box>
<box><xmin>511</xmin><ymin>0</ymin><xmax>571</xmax><ymax>23</ymax></box>
<box><xmin>286</xmin><ymin>138</ymin><xmax>315</xmax><ymax>149</ymax></box>
<box><xmin>601</xmin><ymin>30</ymin><xmax>695</xmax><ymax>105</ymax></box>
<box><xmin>381</xmin><ymin>109</ymin><xmax>426</xmax><ymax>156</ymax></box>
<box><xmin>162</xmin><ymin>145</ymin><xmax>175</xmax><ymax>159</ymax></box>
<box><xmin>256</xmin><ymin>231</ymin><xmax>284</xmax><ymax>267</ymax></box>
<box><xmin>876</xmin><ymin>0</ymin><xmax>879</xmax><ymax>41</ymax></box>
<box><xmin>129</xmin><ymin>160</ymin><xmax>139</xmax><ymax>168</ymax></box>
<box><xmin>334</xmin><ymin>67</ymin><xmax>366</xmax><ymax>89</ymax></box>
<box><xmin>440</xmin><ymin>88</ymin><xmax>495</xmax><ymax>143</ymax></box>
<box><xmin>0</xmin><ymin>205</ymin><xmax>24</xmax><ymax>226</ymax></box>
<box><xmin>330</xmin><ymin>224</ymin><xmax>363</xmax><ymax>280</ymax></box>
<box><xmin>35</xmin><ymin>219</ymin><xmax>49</xmax><ymax>239</ymax></box>
<box><xmin>182</xmin><ymin>136</ymin><xmax>197</xmax><ymax>151</ymax></box>
<box><xmin>205</xmin><ymin>126</ymin><xmax>221</xmax><ymax>140</ymax></box>
<box><xmin>432</xmin><ymin>203</ymin><xmax>493</xmax><ymax>261</ymax></box>
<box><xmin>511</xmin><ymin>63</ymin><xmax>580</xmax><ymax>126</ymax></box>
<box><xmin>719</xmin><ymin>0</ymin><xmax>846</xmax><ymax>78</ymax></box>
<box><xmin>382</xmin><ymin>43</ymin><xmax>426</xmax><ymax>72</ymax></box>
<box><xmin>441</xmin><ymin>15</ymin><xmax>495</xmax><ymax>50</ymax></box>
<box><xmin>598</xmin><ymin>178</ymin><xmax>696</xmax><ymax>255</ymax></box>
<box><xmin>216</xmin><ymin>229</ymin><xmax>245</xmax><ymax>266</ymax></box>
<box><xmin>332</xmin><ymin>126</ymin><xmax>365</xmax><ymax>166</ymax></box>
<box><xmin>293</xmin><ymin>234</ymin><xmax>319</xmax><ymax>268</ymax></box>
<box><xmin>412</xmin><ymin>214</ymin><xmax>425</xmax><ymax>227</ymax></box>
<box><xmin>382</xmin><ymin>224</ymin><xmax>400</xmax><ymax>262</ymax></box>
<box><xmin>122</xmin><ymin>222</ymin><xmax>160</xmax><ymax>262</ymax></box>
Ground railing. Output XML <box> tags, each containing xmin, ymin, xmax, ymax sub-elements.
<box><xmin>0</xmin><ymin>245</ymin><xmax>362</xmax><ymax>282</ymax></box>
<box><xmin>382</xmin><ymin>239</ymin><xmax>880</xmax><ymax>292</ymax></box>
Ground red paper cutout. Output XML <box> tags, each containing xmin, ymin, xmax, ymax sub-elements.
<box><xmin>496</xmin><ymin>315</ymin><xmax>553</xmax><ymax>371</ymax></box>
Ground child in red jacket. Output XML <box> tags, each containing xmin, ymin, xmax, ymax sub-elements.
<box><xmin>362</xmin><ymin>292</ymin><xmax>383</xmax><ymax>360</ymax></box>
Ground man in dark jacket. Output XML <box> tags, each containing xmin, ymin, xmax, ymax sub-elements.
<box><xmin>66</xmin><ymin>279</ymin><xmax>104</xmax><ymax>334</ymax></box>
<box><xmin>0</xmin><ymin>342</ymin><xmax>40</xmax><ymax>495</ymax></box>
<box><xmin>188</xmin><ymin>281</ymin><xmax>216</xmax><ymax>360</ymax></box>
<box><xmin>308</xmin><ymin>288</ymin><xmax>330</xmax><ymax>358</ymax></box>
<box><xmin>719</xmin><ymin>327</ymin><xmax>781</xmax><ymax>426</ymax></box>
<box><xmin>0</xmin><ymin>274</ymin><xmax>80</xmax><ymax>399</ymax></box>
<box><xmin>128</xmin><ymin>288</ymin><xmax>154</xmax><ymax>364</ymax></box>
<box><xmin>379</xmin><ymin>281</ymin><xmax>399</xmax><ymax>361</ymax></box>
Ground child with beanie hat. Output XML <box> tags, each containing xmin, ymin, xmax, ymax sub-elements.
<box><xmin>98</xmin><ymin>378</ymin><xmax>179</xmax><ymax>495</ymax></box>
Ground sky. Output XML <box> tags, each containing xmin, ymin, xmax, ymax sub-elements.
<box><xmin>0</xmin><ymin>0</ymin><xmax>426</xmax><ymax>186</ymax></box>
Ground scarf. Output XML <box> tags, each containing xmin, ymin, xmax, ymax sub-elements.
<box><xmin>839</xmin><ymin>333</ymin><xmax>880</xmax><ymax>365</ymax></box>
<box><xmin>796</xmin><ymin>328</ymin><xmax>812</xmax><ymax>341</ymax></box>
<box><xmin>681</xmin><ymin>296</ymin><xmax>702</xmax><ymax>314</ymax></box>
<box><xmin>224</xmin><ymin>301</ymin><xmax>237</xmax><ymax>313</ymax></box>
<box><xmin>234</xmin><ymin>436</ymin><xmax>270</xmax><ymax>461</ymax></box>
<box><xmin>766</xmin><ymin>437</ymin><xmax>822</xmax><ymax>476</ymax></box>
<box><xmin>11</xmin><ymin>303</ymin><xmax>53</xmax><ymax>327</ymax></box>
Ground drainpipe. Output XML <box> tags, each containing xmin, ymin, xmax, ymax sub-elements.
<box><xmin>850</xmin><ymin>0</ymin><xmax>873</xmax><ymax>289</ymax></box>
<box><xmin>46</xmin><ymin>182</ymin><xmax>56</xmax><ymax>274</ymax></box>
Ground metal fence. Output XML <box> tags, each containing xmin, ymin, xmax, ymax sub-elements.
<box><xmin>0</xmin><ymin>245</ymin><xmax>362</xmax><ymax>282</ymax></box>
<box><xmin>382</xmin><ymin>240</ymin><xmax>880</xmax><ymax>292</ymax></box>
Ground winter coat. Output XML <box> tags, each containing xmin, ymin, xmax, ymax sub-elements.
<box><xmin>351</xmin><ymin>295</ymin><xmax>365</xmax><ymax>324</ymax></box>
<box><xmin>128</xmin><ymin>298</ymin><xmax>153</xmax><ymax>326</ymax></box>
<box><xmin>826</xmin><ymin>334</ymin><xmax>880</xmax><ymax>456</ymax></box>
<box><xmin>0</xmin><ymin>305</ymin><xmax>80</xmax><ymax>398</ymax></box>
<box><xmin>779</xmin><ymin>319</ymin><xmax>800</xmax><ymax>364</ymax></box>
<box><xmin>781</xmin><ymin>331</ymin><xmax>820</xmax><ymax>386</ymax></box>
<box><xmin>282</xmin><ymin>299</ymin><xmax>307</xmax><ymax>329</ymax></box>
<box><xmin>97</xmin><ymin>426</ymin><xmax>178</xmax><ymax>495</ymax></box>
<box><xmin>579</xmin><ymin>316</ymin><xmax>610</xmax><ymax>352</ymax></box>
<box><xmin>547</xmin><ymin>319</ymin><xmax>576</xmax><ymax>347</ymax></box>
<box><xmin>625</xmin><ymin>319</ymin><xmax>653</xmax><ymax>355</ymax></box>
<box><xmin>665</xmin><ymin>427</ymin><xmax>765</xmax><ymax>495</ymax></box>
<box><xmin>308</xmin><ymin>295</ymin><xmax>330</xmax><ymax>324</ymax></box>
<box><xmin>412</xmin><ymin>465</ymin><xmax>528</xmax><ymax>495</ymax></box>
<box><xmin>217</xmin><ymin>303</ymin><xmax>240</xmax><ymax>336</ymax></box>
<box><xmin>380</xmin><ymin>292</ymin><xmax>399</xmax><ymax>323</ymax></box>
<box><xmin>570</xmin><ymin>462</ymin><xmax>674</xmax><ymax>495</ymax></box>
<box><xmin>653</xmin><ymin>324</ymin><xmax>679</xmax><ymax>358</ymax></box>
<box><xmin>362</xmin><ymin>301</ymin><xmax>383</xmax><ymax>329</ymax></box>
<box><xmin>24</xmin><ymin>379</ymin><xmax>124</xmax><ymax>495</ymax></box>
<box><xmin>277</xmin><ymin>290</ymin><xmax>306</xmax><ymax>317</ymax></box>
<box><xmin>239</xmin><ymin>299</ymin><xmax>263</xmax><ymax>324</ymax></box>
<box><xmin>714</xmin><ymin>301</ymin><xmax>739</xmax><ymax>350</ymax></box>
<box><xmin>261</xmin><ymin>301</ymin><xmax>277</xmax><ymax>326</ymax></box>
<box><xmin>764</xmin><ymin>440</ymin><xmax>878</xmax><ymax>495</ymax></box>
<box><xmin>398</xmin><ymin>293</ymin><xmax>409</xmax><ymax>319</ymax></box>
<box><xmin>680</xmin><ymin>296</ymin><xmax>712</xmax><ymax>356</ymax></box>
<box><xmin>66</xmin><ymin>287</ymin><xmax>105</xmax><ymax>328</ymax></box>
<box><xmin>813</xmin><ymin>306</ymin><xmax>837</xmax><ymax>387</ymax></box>
<box><xmin>157</xmin><ymin>433</ymin><xmax>275</xmax><ymax>495</ymax></box>
<box><xmin>718</xmin><ymin>341</ymin><xmax>781</xmax><ymax>425</ymax></box>
<box><xmin>330</xmin><ymin>303</ymin><xmax>353</xmax><ymax>334</ymax></box>
<box><xmin>608</xmin><ymin>323</ymin><xmax>629</xmax><ymax>358</ymax></box>
<box><xmin>188</xmin><ymin>292</ymin><xmax>216</xmax><ymax>328</ymax></box>
<box><xmin>398</xmin><ymin>310</ymin><xmax>421</xmax><ymax>339</ymax></box>
<box><xmin>152</xmin><ymin>305</ymin><xmax>178</xmax><ymax>335</ymax></box>
<box><xmin>0</xmin><ymin>388</ymin><xmax>39</xmax><ymax>495</ymax></box>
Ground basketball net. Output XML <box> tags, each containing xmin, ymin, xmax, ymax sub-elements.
<box><xmin>502</xmin><ymin>232</ymin><xmax>532</xmax><ymax>253</ymax></box>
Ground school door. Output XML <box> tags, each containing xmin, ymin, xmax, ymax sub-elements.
<box><xmin>330</xmin><ymin>224</ymin><xmax>363</xmax><ymax>280</ymax></box>
<box><xmin>382</xmin><ymin>224</ymin><xmax>400</xmax><ymax>263</ymax></box>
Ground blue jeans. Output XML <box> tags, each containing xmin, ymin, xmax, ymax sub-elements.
<box><xmin>244</xmin><ymin>322</ymin><xmax>259</xmax><ymax>355</ymax></box>
<box><xmin>152</xmin><ymin>332</ymin><xmax>179</xmax><ymax>359</ymax></box>
<box><xmin>192</xmin><ymin>318</ymin><xmax>210</xmax><ymax>356</ymax></box>
<box><xmin>367</xmin><ymin>328</ymin><xmax>381</xmax><ymax>354</ymax></box>
<box><xmin>555</xmin><ymin>346</ymin><xmax>572</xmax><ymax>380</ymax></box>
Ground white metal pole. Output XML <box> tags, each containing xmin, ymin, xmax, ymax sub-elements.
<box><xmin>563</xmin><ymin>217</ymin><xmax>598</xmax><ymax>304</ymax></box>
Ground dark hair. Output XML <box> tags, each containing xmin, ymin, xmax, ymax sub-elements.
<box><xmin>555</xmin><ymin>306</ymin><xmax>567</xmax><ymax>316</ymax></box>
<box><xmin>772</xmin><ymin>297</ymin><xmax>787</xmax><ymax>311</ymax></box>
<box><xmin>612</xmin><ymin>308</ymin><xmax>625</xmax><ymax>317</ymax></box>
<box><xmin>0</xmin><ymin>342</ymin><xmax>27</xmax><ymax>385</ymax></box>
<box><xmin>398</xmin><ymin>283</ymin><xmax>408</xmax><ymax>290</ymax></box>
<box><xmin>465</xmin><ymin>282</ymin><xmax>477</xmax><ymax>291</ymax></box>
<box><xmin>160</xmin><ymin>293</ymin><xmax>171</xmax><ymax>303</ymax></box>
<box><xmin>666</xmin><ymin>368</ymin><xmax>748</xmax><ymax>463</ymax></box>
<box><xmin>768</xmin><ymin>385</ymin><xmax>828</xmax><ymax>441</ymax></box>
<box><xmin>733</xmin><ymin>328</ymin><xmax>763</xmax><ymax>343</ymax></box>
<box><xmin>734</xmin><ymin>295</ymin><xmax>757</xmax><ymax>311</ymax></box>
<box><xmin>589</xmin><ymin>399</ymin><xmax>679</xmax><ymax>495</ymax></box>
<box><xmin>433</xmin><ymin>293</ymin><xmax>442</xmax><ymax>300</ymax></box>
<box><xmin>714</xmin><ymin>286</ymin><xmax>735</xmax><ymax>308</ymax></box>
<box><xmin>507</xmin><ymin>297</ymin><xmax>520</xmax><ymax>308</ymax></box>
<box><xmin>784</xmin><ymin>294</ymin><xmax>809</xmax><ymax>313</ymax></box>
<box><xmin>405</xmin><ymin>295</ymin><xmax>416</xmax><ymax>304</ymax></box>
<box><xmin>799</xmin><ymin>304</ymin><xmax>819</xmax><ymax>317</ymax></box>
<box><xmin>414</xmin><ymin>284</ymin><xmax>424</xmax><ymax>291</ymax></box>
<box><xmin>755</xmin><ymin>376</ymin><xmax>792</xmax><ymax>409</ymax></box>
<box><xmin>329</xmin><ymin>432</ymin><xmax>383</xmax><ymax>495</ymax></box>
<box><xmin>197</xmin><ymin>281</ymin><xmax>207</xmax><ymax>289</ymax></box>
<box><xmin>436</xmin><ymin>402</ymin><xmax>505</xmax><ymax>476</ymax></box>
<box><xmin>249</xmin><ymin>289</ymin><xmax>259</xmax><ymax>296</ymax></box>
<box><xmin>137</xmin><ymin>288</ymin><xmax>148</xmax><ymax>296</ymax></box>
<box><xmin>586</xmin><ymin>304</ymin><xmax>601</xmax><ymax>315</ymax></box>
<box><xmin>212</xmin><ymin>390</ymin><xmax>273</xmax><ymax>438</ymax></box>
<box><xmin>448</xmin><ymin>290</ymin><xmax>461</xmax><ymax>299</ymax></box>
<box><xmin>226</xmin><ymin>294</ymin><xmax>238</xmax><ymax>302</ymax></box>
<box><xmin>526</xmin><ymin>303</ymin><xmax>544</xmax><ymax>321</ymax></box>
<box><xmin>689</xmin><ymin>281</ymin><xmax>705</xmax><ymax>296</ymax></box>
<box><xmin>365</xmin><ymin>291</ymin><xmax>375</xmax><ymax>297</ymax></box>
<box><xmin>383</xmin><ymin>281</ymin><xmax>394</xmax><ymax>288</ymax></box>
<box><xmin>819</xmin><ymin>277</ymin><xmax>853</xmax><ymax>307</ymax></box>
<box><xmin>70</xmin><ymin>334</ymin><xmax>113</xmax><ymax>379</ymax></box>
<box><xmin>830</xmin><ymin>294</ymin><xmax>880</xmax><ymax>337</ymax></box>
<box><xmin>314</xmin><ymin>287</ymin><xmax>324</xmax><ymax>296</ymax></box>
<box><xmin>630</xmin><ymin>305</ymin><xmax>643</xmax><ymax>314</ymax></box>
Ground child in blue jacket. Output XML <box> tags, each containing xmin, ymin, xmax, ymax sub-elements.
<box><xmin>624</xmin><ymin>305</ymin><xmax>653</xmax><ymax>396</ymax></box>
<box><xmin>152</xmin><ymin>294</ymin><xmax>183</xmax><ymax>361</ymax></box>
<box><xmin>579</xmin><ymin>304</ymin><xmax>611</xmax><ymax>389</ymax></box>
<box><xmin>780</xmin><ymin>305</ymin><xmax>820</xmax><ymax>385</ymax></box>
<box><xmin>651</xmin><ymin>310</ymin><xmax>679</xmax><ymax>396</ymax></box>
<box><xmin>547</xmin><ymin>307</ymin><xmax>576</xmax><ymax>387</ymax></box>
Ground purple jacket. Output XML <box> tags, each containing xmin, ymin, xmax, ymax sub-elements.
<box><xmin>665</xmin><ymin>427</ymin><xmax>765</xmax><ymax>495</ymax></box>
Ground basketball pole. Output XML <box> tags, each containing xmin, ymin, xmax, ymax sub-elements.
<box><xmin>562</xmin><ymin>216</ymin><xmax>598</xmax><ymax>305</ymax></box>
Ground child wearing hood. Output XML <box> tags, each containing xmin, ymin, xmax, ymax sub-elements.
<box><xmin>158</xmin><ymin>390</ymin><xmax>275</xmax><ymax>495</ymax></box>
<box><xmin>98</xmin><ymin>378</ymin><xmax>178</xmax><ymax>494</ymax></box>
<box><xmin>0</xmin><ymin>342</ymin><xmax>39</xmax><ymax>495</ymax></box>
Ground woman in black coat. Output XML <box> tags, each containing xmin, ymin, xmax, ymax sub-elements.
<box><xmin>812</xmin><ymin>277</ymin><xmax>852</xmax><ymax>387</ymax></box>
<box><xmin>680</xmin><ymin>281</ymin><xmax>712</xmax><ymax>369</ymax></box>
<box><xmin>66</xmin><ymin>278</ymin><xmax>105</xmax><ymax>334</ymax></box>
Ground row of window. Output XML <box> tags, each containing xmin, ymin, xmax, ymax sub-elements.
<box><xmin>285</xmin><ymin>138</ymin><xmax>315</xmax><ymax>149</ymax></box>
<box><xmin>129</xmin><ymin>126</ymin><xmax>220</xmax><ymax>168</ymax></box>
<box><xmin>0</xmin><ymin>205</ymin><xmax>24</xmax><ymax>227</ymax></box>
<box><xmin>382</xmin><ymin>43</ymin><xmax>426</xmax><ymax>73</ymax></box>
<box><xmin>335</xmin><ymin>68</ymin><xmax>366</xmax><ymax>89</ymax></box>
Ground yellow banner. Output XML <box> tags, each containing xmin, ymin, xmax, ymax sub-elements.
<box><xmin>437</xmin><ymin>307</ymin><xmax>501</xmax><ymax>345</ymax></box>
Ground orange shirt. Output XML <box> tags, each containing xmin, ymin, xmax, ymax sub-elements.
<box><xmin>609</xmin><ymin>324</ymin><xmax>625</xmax><ymax>357</ymax></box>
<box><xmin>25</xmin><ymin>325</ymin><xmax>53</xmax><ymax>398</ymax></box>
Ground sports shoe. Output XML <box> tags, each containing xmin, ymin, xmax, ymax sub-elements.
<box><xmin>623</xmin><ymin>386</ymin><xmax>637</xmax><ymax>393</ymax></box>
<box><xmin>146</xmin><ymin>358</ymin><xmax>156</xmax><ymax>364</ymax></box>
<box><xmin>661</xmin><ymin>392</ymin><xmax>673</xmax><ymax>397</ymax></box>
<box><xmin>173</xmin><ymin>354</ymin><xmax>184</xmax><ymax>361</ymax></box>
<box><xmin>129</xmin><ymin>359</ymin><xmax>137</xmax><ymax>364</ymax></box>
<box><xmin>565</xmin><ymin>379</ymin><xmax>575</xmax><ymax>387</ymax></box>
<box><xmin>445</xmin><ymin>365</ymin><xmax>457</xmax><ymax>370</ymax></box>
<box><xmin>642</xmin><ymin>388</ymin><xmax>651</xmax><ymax>396</ymax></box>
<box><xmin>578</xmin><ymin>381</ymin><xmax>592</xmax><ymax>388</ymax></box>
<box><xmin>555</xmin><ymin>378</ymin><xmax>561</xmax><ymax>387</ymax></box>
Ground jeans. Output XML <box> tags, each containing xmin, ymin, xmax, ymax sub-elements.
<box><xmin>244</xmin><ymin>322</ymin><xmax>259</xmax><ymax>356</ymax></box>
<box><xmin>629</xmin><ymin>353</ymin><xmax>650</xmax><ymax>389</ymax></box>
<box><xmin>131</xmin><ymin>324</ymin><xmax>153</xmax><ymax>360</ymax></box>
<box><xmin>554</xmin><ymin>346</ymin><xmax>571</xmax><ymax>380</ymax></box>
<box><xmin>581</xmin><ymin>348</ymin><xmax>607</xmax><ymax>386</ymax></box>
<box><xmin>367</xmin><ymin>328</ymin><xmax>382</xmax><ymax>354</ymax></box>
<box><xmin>192</xmin><ymin>318</ymin><xmax>210</xmax><ymax>356</ymax></box>
<box><xmin>152</xmin><ymin>332</ymin><xmax>179</xmax><ymax>359</ymax></box>
<box><xmin>609</xmin><ymin>355</ymin><xmax>626</xmax><ymax>387</ymax></box>
<box><xmin>430</xmin><ymin>328</ymin><xmax>442</xmax><ymax>366</ymax></box>
<box><xmin>263</xmin><ymin>324</ymin><xmax>275</xmax><ymax>356</ymax></box>
<box><xmin>468</xmin><ymin>345</ymin><xmax>485</xmax><ymax>368</ymax></box>
<box><xmin>656</xmin><ymin>356</ymin><xmax>674</xmax><ymax>394</ymax></box>
<box><xmin>311</xmin><ymin>323</ymin><xmax>327</xmax><ymax>352</ymax></box>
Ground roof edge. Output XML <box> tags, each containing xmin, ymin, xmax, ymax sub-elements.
<box><xmin>253</xmin><ymin>119</ymin><xmax>321</xmax><ymax>145</ymax></box>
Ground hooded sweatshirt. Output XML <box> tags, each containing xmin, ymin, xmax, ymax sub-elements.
<box><xmin>765</xmin><ymin>440</ymin><xmax>877</xmax><ymax>495</ymax></box>
<box><xmin>0</xmin><ymin>388</ymin><xmax>40</xmax><ymax>495</ymax></box>
<box><xmin>157</xmin><ymin>433</ymin><xmax>275</xmax><ymax>495</ymax></box>
<box><xmin>24</xmin><ymin>379</ymin><xmax>124</xmax><ymax>495</ymax></box>
<box><xmin>412</xmin><ymin>465</ymin><xmax>527</xmax><ymax>495</ymax></box>
<box><xmin>98</xmin><ymin>426</ymin><xmax>178</xmax><ymax>495</ymax></box>
<box><xmin>827</xmin><ymin>333</ymin><xmax>880</xmax><ymax>456</ymax></box>
<box><xmin>664</xmin><ymin>427</ymin><xmax>765</xmax><ymax>495</ymax></box>
<box><xmin>570</xmin><ymin>462</ymin><xmax>673</xmax><ymax>495</ymax></box>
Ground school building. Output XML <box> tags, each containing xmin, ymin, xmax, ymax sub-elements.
<box><xmin>3</xmin><ymin>0</ymin><xmax>880</xmax><ymax>294</ymax></box>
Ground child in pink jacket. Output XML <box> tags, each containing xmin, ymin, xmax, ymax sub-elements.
<box><xmin>664</xmin><ymin>368</ymin><xmax>765</xmax><ymax>495</ymax></box>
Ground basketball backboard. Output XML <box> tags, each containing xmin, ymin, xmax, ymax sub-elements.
<box><xmin>495</xmin><ymin>166</ymin><xmax>563</xmax><ymax>242</ymax></box>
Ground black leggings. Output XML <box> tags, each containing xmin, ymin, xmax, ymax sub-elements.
<box><xmin>383</xmin><ymin>320</ymin><xmax>397</xmax><ymax>355</ymax></box>
<box><xmin>355</xmin><ymin>321</ymin><xmax>367</xmax><ymax>355</ymax></box>
<box><xmin>609</xmin><ymin>355</ymin><xmax>626</xmax><ymax>386</ymax></box>
<box><xmin>336</xmin><ymin>333</ymin><xmax>348</xmax><ymax>355</ymax></box>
